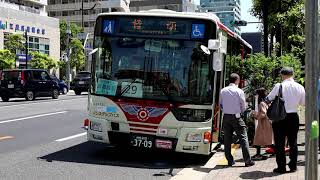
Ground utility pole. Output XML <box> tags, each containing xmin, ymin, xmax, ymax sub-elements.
<box><xmin>305</xmin><ymin>0</ymin><xmax>319</xmax><ymax>179</ymax></box>
<box><xmin>66</xmin><ymin>24</ymin><xmax>72</xmax><ymax>90</ymax></box>
<box><xmin>262</xmin><ymin>0</ymin><xmax>269</xmax><ymax>57</ymax></box>
<box><xmin>81</xmin><ymin>0</ymin><xmax>84</xmax><ymax>28</ymax></box>
<box><xmin>24</xmin><ymin>30</ymin><xmax>28</xmax><ymax>69</ymax></box>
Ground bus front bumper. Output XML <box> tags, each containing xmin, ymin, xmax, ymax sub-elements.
<box><xmin>87</xmin><ymin>116</ymin><xmax>212</xmax><ymax>155</ymax></box>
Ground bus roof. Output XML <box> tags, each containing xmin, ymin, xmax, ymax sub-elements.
<box><xmin>97</xmin><ymin>9</ymin><xmax>252</xmax><ymax>50</ymax></box>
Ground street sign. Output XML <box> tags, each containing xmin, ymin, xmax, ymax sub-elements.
<box><xmin>77</xmin><ymin>32</ymin><xmax>88</xmax><ymax>40</ymax></box>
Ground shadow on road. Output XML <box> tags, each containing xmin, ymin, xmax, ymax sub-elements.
<box><xmin>38</xmin><ymin>141</ymin><xmax>211</xmax><ymax>170</ymax></box>
<box><xmin>240</xmin><ymin>170</ymin><xmax>280</xmax><ymax>179</ymax></box>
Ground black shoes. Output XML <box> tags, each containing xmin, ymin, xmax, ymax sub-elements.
<box><xmin>228</xmin><ymin>161</ymin><xmax>235</xmax><ymax>166</ymax></box>
<box><xmin>245</xmin><ymin>161</ymin><xmax>255</xmax><ymax>167</ymax></box>
<box><xmin>289</xmin><ymin>168</ymin><xmax>297</xmax><ymax>173</ymax></box>
<box><xmin>273</xmin><ymin>168</ymin><xmax>286</xmax><ymax>174</ymax></box>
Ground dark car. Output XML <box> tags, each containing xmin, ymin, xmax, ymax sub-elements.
<box><xmin>0</xmin><ymin>69</ymin><xmax>60</xmax><ymax>102</ymax></box>
<box><xmin>50</xmin><ymin>75</ymin><xmax>68</xmax><ymax>94</ymax></box>
<box><xmin>70</xmin><ymin>71</ymin><xmax>91</xmax><ymax>95</ymax></box>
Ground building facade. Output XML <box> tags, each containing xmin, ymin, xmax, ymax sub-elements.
<box><xmin>200</xmin><ymin>0</ymin><xmax>241</xmax><ymax>34</ymax></box>
<box><xmin>47</xmin><ymin>0</ymin><xmax>130</xmax><ymax>33</ymax></box>
<box><xmin>241</xmin><ymin>32</ymin><xmax>262</xmax><ymax>53</ymax></box>
<box><xmin>0</xmin><ymin>0</ymin><xmax>60</xmax><ymax>69</ymax></box>
<box><xmin>130</xmin><ymin>0</ymin><xmax>196</xmax><ymax>12</ymax></box>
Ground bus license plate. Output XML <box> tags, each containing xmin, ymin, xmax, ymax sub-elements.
<box><xmin>79</xmin><ymin>81</ymin><xmax>85</xmax><ymax>85</ymax></box>
<box><xmin>8</xmin><ymin>84</ymin><xmax>14</xmax><ymax>88</ymax></box>
<box><xmin>130</xmin><ymin>135</ymin><xmax>153</xmax><ymax>148</ymax></box>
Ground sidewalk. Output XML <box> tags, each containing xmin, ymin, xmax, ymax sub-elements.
<box><xmin>203</xmin><ymin>108</ymin><xmax>311</xmax><ymax>180</ymax></box>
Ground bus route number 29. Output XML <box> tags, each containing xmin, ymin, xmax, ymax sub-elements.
<box><xmin>121</xmin><ymin>82</ymin><xmax>143</xmax><ymax>98</ymax></box>
<box><xmin>130</xmin><ymin>136</ymin><xmax>152</xmax><ymax>148</ymax></box>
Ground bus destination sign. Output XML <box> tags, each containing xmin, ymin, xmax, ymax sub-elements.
<box><xmin>102</xmin><ymin>17</ymin><xmax>207</xmax><ymax>39</ymax></box>
<box><xmin>118</xmin><ymin>17</ymin><xmax>189</xmax><ymax>38</ymax></box>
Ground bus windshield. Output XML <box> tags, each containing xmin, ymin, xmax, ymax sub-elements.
<box><xmin>93</xmin><ymin>36</ymin><xmax>213</xmax><ymax>105</ymax></box>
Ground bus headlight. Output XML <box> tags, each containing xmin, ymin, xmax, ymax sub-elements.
<box><xmin>186</xmin><ymin>133</ymin><xmax>202</xmax><ymax>142</ymax></box>
<box><xmin>90</xmin><ymin>121</ymin><xmax>103</xmax><ymax>132</ymax></box>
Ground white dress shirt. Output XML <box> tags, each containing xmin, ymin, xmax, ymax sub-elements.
<box><xmin>220</xmin><ymin>83</ymin><xmax>246</xmax><ymax>114</ymax></box>
<box><xmin>267</xmin><ymin>78</ymin><xmax>305</xmax><ymax>113</ymax></box>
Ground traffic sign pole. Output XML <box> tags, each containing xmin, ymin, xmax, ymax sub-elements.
<box><xmin>305</xmin><ymin>0</ymin><xmax>319</xmax><ymax>179</ymax></box>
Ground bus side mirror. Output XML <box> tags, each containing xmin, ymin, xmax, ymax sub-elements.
<box><xmin>208</xmin><ymin>39</ymin><xmax>220</xmax><ymax>50</ymax></box>
<box><xmin>212</xmin><ymin>51</ymin><xmax>223</xmax><ymax>71</ymax></box>
<box><xmin>89</xmin><ymin>48</ymin><xmax>98</xmax><ymax>55</ymax></box>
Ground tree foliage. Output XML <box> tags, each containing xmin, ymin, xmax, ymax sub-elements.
<box><xmin>226</xmin><ymin>53</ymin><xmax>302</xmax><ymax>94</ymax></box>
<box><xmin>0</xmin><ymin>50</ymin><xmax>15</xmax><ymax>70</ymax></box>
<box><xmin>30</xmin><ymin>51</ymin><xmax>57</xmax><ymax>70</ymax></box>
<box><xmin>60</xmin><ymin>20</ymin><xmax>83</xmax><ymax>52</ymax></box>
<box><xmin>4</xmin><ymin>34</ymin><xmax>25</xmax><ymax>54</ymax></box>
<box><xmin>69</xmin><ymin>39</ymin><xmax>85</xmax><ymax>71</ymax></box>
<box><xmin>251</xmin><ymin>0</ymin><xmax>305</xmax><ymax>61</ymax></box>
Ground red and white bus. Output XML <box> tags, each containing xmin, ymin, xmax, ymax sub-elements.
<box><xmin>85</xmin><ymin>9</ymin><xmax>252</xmax><ymax>155</ymax></box>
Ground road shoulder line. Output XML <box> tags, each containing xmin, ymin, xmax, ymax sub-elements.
<box><xmin>55</xmin><ymin>132</ymin><xmax>87</xmax><ymax>142</ymax></box>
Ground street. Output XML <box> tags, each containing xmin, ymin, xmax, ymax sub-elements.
<box><xmin>0</xmin><ymin>92</ymin><xmax>211</xmax><ymax>180</ymax></box>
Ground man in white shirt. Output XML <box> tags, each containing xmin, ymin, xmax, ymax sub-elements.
<box><xmin>220</xmin><ymin>73</ymin><xmax>255</xmax><ymax>167</ymax></box>
<box><xmin>266</xmin><ymin>67</ymin><xmax>305</xmax><ymax>174</ymax></box>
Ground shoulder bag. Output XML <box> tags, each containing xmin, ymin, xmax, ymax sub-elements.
<box><xmin>267</xmin><ymin>84</ymin><xmax>286</xmax><ymax>122</ymax></box>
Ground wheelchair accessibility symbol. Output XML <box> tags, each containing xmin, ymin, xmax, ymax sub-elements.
<box><xmin>191</xmin><ymin>24</ymin><xmax>205</xmax><ymax>39</ymax></box>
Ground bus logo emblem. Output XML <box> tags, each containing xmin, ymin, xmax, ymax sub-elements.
<box><xmin>120</xmin><ymin>104</ymin><xmax>168</xmax><ymax>122</ymax></box>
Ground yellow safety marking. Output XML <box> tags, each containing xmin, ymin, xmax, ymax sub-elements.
<box><xmin>0</xmin><ymin>136</ymin><xmax>14</xmax><ymax>141</ymax></box>
<box><xmin>217</xmin><ymin>144</ymin><xmax>240</xmax><ymax>165</ymax></box>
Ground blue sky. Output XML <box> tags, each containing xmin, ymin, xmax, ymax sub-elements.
<box><xmin>194</xmin><ymin>0</ymin><xmax>260</xmax><ymax>32</ymax></box>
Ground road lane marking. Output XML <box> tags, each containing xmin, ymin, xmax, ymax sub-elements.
<box><xmin>55</xmin><ymin>132</ymin><xmax>87</xmax><ymax>142</ymax></box>
<box><xmin>0</xmin><ymin>136</ymin><xmax>14</xmax><ymax>141</ymax></box>
<box><xmin>0</xmin><ymin>97</ymin><xmax>86</xmax><ymax>109</ymax></box>
<box><xmin>217</xmin><ymin>144</ymin><xmax>240</xmax><ymax>165</ymax></box>
<box><xmin>0</xmin><ymin>111</ymin><xmax>68</xmax><ymax>124</ymax></box>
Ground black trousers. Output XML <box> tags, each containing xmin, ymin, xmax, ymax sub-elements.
<box><xmin>272</xmin><ymin>113</ymin><xmax>299</xmax><ymax>170</ymax></box>
<box><xmin>223</xmin><ymin>114</ymin><xmax>251</xmax><ymax>164</ymax></box>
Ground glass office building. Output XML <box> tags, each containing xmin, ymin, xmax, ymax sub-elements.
<box><xmin>200</xmin><ymin>0</ymin><xmax>241</xmax><ymax>34</ymax></box>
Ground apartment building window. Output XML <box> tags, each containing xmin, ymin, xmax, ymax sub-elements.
<box><xmin>62</xmin><ymin>11</ymin><xmax>68</xmax><ymax>16</ymax></box>
<box><xmin>49</xmin><ymin>0</ymin><xmax>55</xmax><ymax>4</ymax></box>
<box><xmin>69</xmin><ymin>11</ymin><xmax>75</xmax><ymax>16</ymax></box>
<box><xmin>84</xmin><ymin>22</ymin><xmax>89</xmax><ymax>27</ymax></box>
<box><xmin>69</xmin><ymin>0</ymin><xmax>75</xmax><ymax>3</ymax></box>
<box><xmin>89</xmin><ymin>21</ymin><xmax>95</xmax><ymax>27</ymax></box>
<box><xmin>101</xmin><ymin>8</ymin><xmax>109</xmax><ymax>12</ymax></box>
<box><xmin>62</xmin><ymin>0</ymin><xmax>68</xmax><ymax>4</ymax></box>
<box><xmin>48</xmin><ymin>11</ymin><xmax>56</xmax><ymax>16</ymax></box>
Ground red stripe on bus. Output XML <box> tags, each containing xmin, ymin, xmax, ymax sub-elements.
<box><xmin>129</xmin><ymin>123</ymin><xmax>158</xmax><ymax>129</ymax></box>
<box><xmin>130</xmin><ymin>128</ymin><xmax>157</xmax><ymax>133</ymax></box>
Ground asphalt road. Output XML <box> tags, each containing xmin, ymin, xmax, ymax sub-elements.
<box><xmin>0</xmin><ymin>92</ymin><xmax>212</xmax><ymax>180</ymax></box>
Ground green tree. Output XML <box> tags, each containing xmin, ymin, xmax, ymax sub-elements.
<box><xmin>30</xmin><ymin>51</ymin><xmax>57</xmax><ymax>70</ymax></box>
<box><xmin>60</xmin><ymin>20</ymin><xmax>83</xmax><ymax>52</ymax></box>
<box><xmin>0</xmin><ymin>50</ymin><xmax>15</xmax><ymax>70</ymax></box>
<box><xmin>4</xmin><ymin>34</ymin><xmax>25</xmax><ymax>54</ymax></box>
<box><xmin>69</xmin><ymin>39</ymin><xmax>85</xmax><ymax>71</ymax></box>
<box><xmin>226</xmin><ymin>53</ymin><xmax>302</xmax><ymax>95</ymax></box>
<box><xmin>251</xmin><ymin>0</ymin><xmax>305</xmax><ymax>61</ymax></box>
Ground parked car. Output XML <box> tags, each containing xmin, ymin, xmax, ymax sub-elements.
<box><xmin>70</xmin><ymin>71</ymin><xmax>91</xmax><ymax>95</ymax></box>
<box><xmin>0</xmin><ymin>69</ymin><xmax>60</xmax><ymax>102</ymax></box>
<box><xmin>50</xmin><ymin>75</ymin><xmax>68</xmax><ymax>94</ymax></box>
